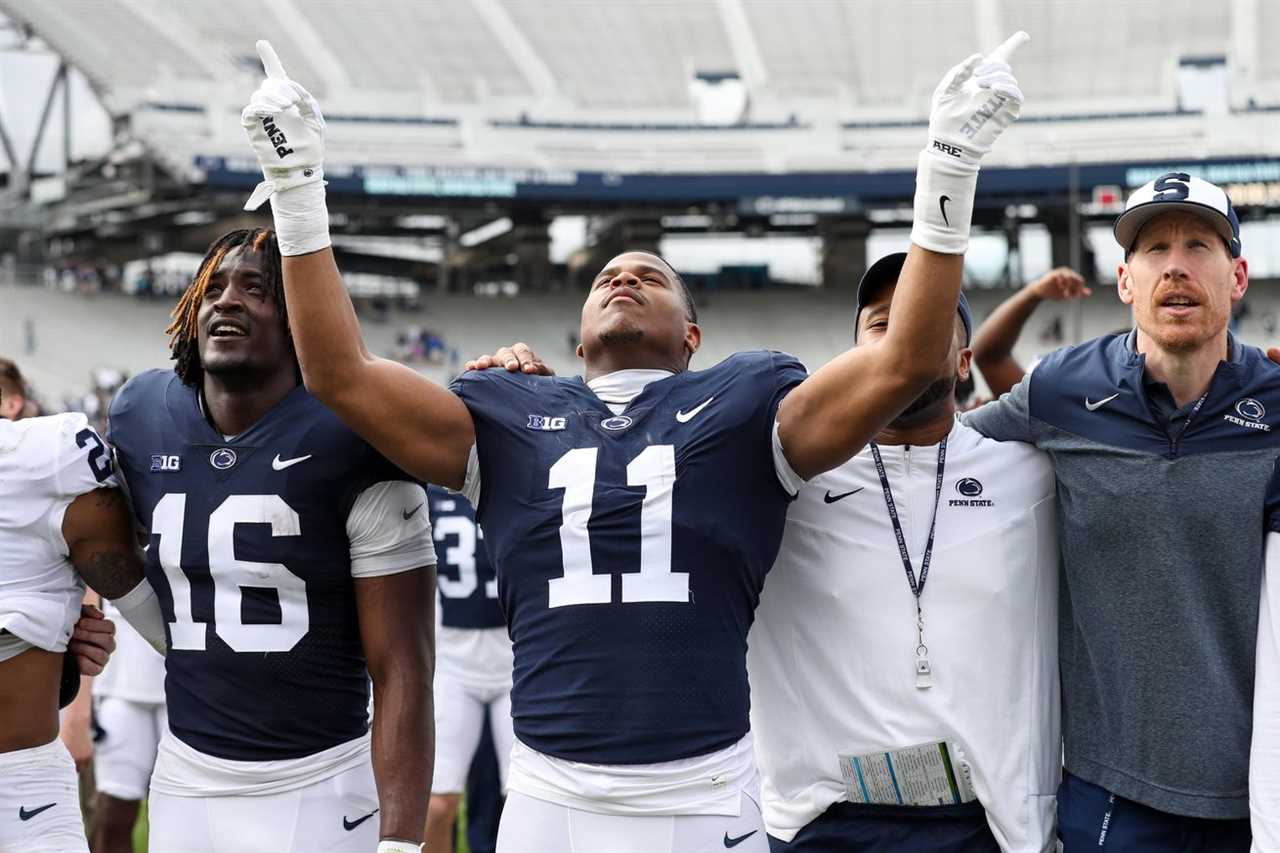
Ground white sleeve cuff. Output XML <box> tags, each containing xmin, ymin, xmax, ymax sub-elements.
<box><xmin>771</xmin><ymin>419</ymin><xmax>806</xmax><ymax>497</ymax></box>
<box><xmin>347</xmin><ymin>482</ymin><xmax>436</xmax><ymax>578</ymax></box>
<box><xmin>460</xmin><ymin>444</ymin><xmax>482</xmax><ymax>506</ymax></box>
<box><xmin>109</xmin><ymin>578</ymin><xmax>168</xmax><ymax>656</ymax></box>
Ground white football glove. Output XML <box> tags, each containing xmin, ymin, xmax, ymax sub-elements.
<box><xmin>240</xmin><ymin>40</ymin><xmax>330</xmax><ymax>255</ymax></box>
<box><xmin>911</xmin><ymin>31</ymin><xmax>1029</xmax><ymax>254</ymax></box>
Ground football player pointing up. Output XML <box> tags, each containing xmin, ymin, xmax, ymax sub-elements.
<box><xmin>241</xmin><ymin>35</ymin><xmax>1027</xmax><ymax>853</ymax></box>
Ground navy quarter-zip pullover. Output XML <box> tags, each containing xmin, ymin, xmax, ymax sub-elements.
<box><xmin>965</xmin><ymin>331</ymin><xmax>1280</xmax><ymax>819</ymax></box>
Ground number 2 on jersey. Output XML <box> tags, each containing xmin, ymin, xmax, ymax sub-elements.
<box><xmin>547</xmin><ymin>445</ymin><xmax>686</xmax><ymax>607</ymax></box>
<box><xmin>151</xmin><ymin>492</ymin><xmax>308</xmax><ymax>652</ymax></box>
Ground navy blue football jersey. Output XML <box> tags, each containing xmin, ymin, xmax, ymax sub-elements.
<box><xmin>450</xmin><ymin>350</ymin><xmax>805</xmax><ymax>764</ymax></box>
<box><xmin>429</xmin><ymin>485</ymin><xmax>504</xmax><ymax>629</ymax></box>
<box><xmin>109</xmin><ymin>370</ymin><xmax>422</xmax><ymax>761</ymax></box>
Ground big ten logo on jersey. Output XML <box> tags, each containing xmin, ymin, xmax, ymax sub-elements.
<box><xmin>151</xmin><ymin>454</ymin><xmax>181</xmax><ymax>472</ymax></box>
<box><xmin>527</xmin><ymin>414</ymin><xmax>566</xmax><ymax>432</ymax></box>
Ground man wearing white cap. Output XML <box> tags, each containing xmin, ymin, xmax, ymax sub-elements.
<box><xmin>966</xmin><ymin>171</ymin><xmax>1272</xmax><ymax>851</ymax></box>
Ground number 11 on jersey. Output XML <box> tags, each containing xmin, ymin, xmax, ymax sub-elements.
<box><xmin>547</xmin><ymin>445</ymin><xmax>687</xmax><ymax>608</ymax></box>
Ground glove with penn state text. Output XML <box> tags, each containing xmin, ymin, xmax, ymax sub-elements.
<box><xmin>911</xmin><ymin>31</ymin><xmax>1029</xmax><ymax>254</ymax></box>
<box><xmin>240</xmin><ymin>40</ymin><xmax>331</xmax><ymax>256</ymax></box>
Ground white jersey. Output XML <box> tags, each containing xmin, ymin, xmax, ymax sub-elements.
<box><xmin>94</xmin><ymin>599</ymin><xmax>166</xmax><ymax>704</ymax></box>
<box><xmin>1251</xmin><ymin>533</ymin><xmax>1280</xmax><ymax>848</ymax></box>
<box><xmin>748</xmin><ymin>418</ymin><xmax>1060</xmax><ymax>852</ymax></box>
<box><xmin>0</xmin><ymin>413</ymin><xmax>117</xmax><ymax>659</ymax></box>
<box><xmin>436</xmin><ymin>625</ymin><xmax>513</xmax><ymax>691</ymax></box>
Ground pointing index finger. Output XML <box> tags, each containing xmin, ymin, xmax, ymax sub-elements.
<box><xmin>987</xmin><ymin>31</ymin><xmax>1029</xmax><ymax>65</ymax></box>
<box><xmin>256</xmin><ymin>39</ymin><xmax>288</xmax><ymax>80</ymax></box>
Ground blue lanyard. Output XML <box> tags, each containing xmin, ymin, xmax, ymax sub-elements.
<box><xmin>868</xmin><ymin>437</ymin><xmax>948</xmax><ymax>601</ymax></box>
<box><xmin>869</xmin><ymin>437</ymin><xmax>948</xmax><ymax>689</ymax></box>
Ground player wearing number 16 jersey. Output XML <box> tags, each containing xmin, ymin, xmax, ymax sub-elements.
<box><xmin>107</xmin><ymin>228</ymin><xmax>436</xmax><ymax>853</ymax></box>
<box><xmin>242</xmin><ymin>33</ymin><xmax>1026</xmax><ymax>853</ymax></box>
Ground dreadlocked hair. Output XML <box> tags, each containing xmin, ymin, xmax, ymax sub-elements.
<box><xmin>167</xmin><ymin>228</ymin><xmax>289</xmax><ymax>386</ymax></box>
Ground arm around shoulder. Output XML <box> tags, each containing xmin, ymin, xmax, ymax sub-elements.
<box><xmin>962</xmin><ymin>372</ymin><xmax>1036</xmax><ymax>444</ymax></box>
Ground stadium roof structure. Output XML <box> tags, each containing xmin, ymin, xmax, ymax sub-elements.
<box><xmin>3</xmin><ymin>0</ymin><xmax>1278</xmax><ymax>174</ymax></box>
<box><xmin>0</xmin><ymin>0</ymin><xmax>1278</xmax><ymax>263</ymax></box>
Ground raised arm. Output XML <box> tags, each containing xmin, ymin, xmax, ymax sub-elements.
<box><xmin>778</xmin><ymin>251</ymin><xmax>963</xmax><ymax>479</ymax></box>
<box><xmin>778</xmin><ymin>33</ymin><xmax>1029</xmax><ymax>480</ymax></box>
<box><xmin>279</xmin><ymin>250</ymin><xmax>473</xmax><ymax>489</ymax></box>
<box><xmin>972</xmin><ymin>267</ymin><xmax>1089</xmax><ymax>397</ymax></box>
<box><xmin>241</xmin><ymin>41</ymin><xmax>473</xmax><ymax>489</ymax></box>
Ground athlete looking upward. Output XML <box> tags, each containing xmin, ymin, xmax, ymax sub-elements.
<box><xmin>240</xmin><ymin>34</ymin><xmax>1028</xmax><ymax>853</ymax></box>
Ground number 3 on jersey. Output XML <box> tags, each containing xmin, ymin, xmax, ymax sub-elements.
<box><xmin>548</xmin><ymin>444</ymin><xmax>685</xmax><ymax>608</ymax></box>
<box><xmin>434</xmin><ymin>514</ymin><xmax>497</xmax><ymax>600</ymax></box>
<box><xmin>151</xmin><ymin>492</ymin><xmax>308</xmax><ymax>652</ymax></box>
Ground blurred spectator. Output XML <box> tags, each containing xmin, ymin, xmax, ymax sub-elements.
<box><xmin>0</xmin><ymin>358</ymin><xmax>29</xmax><ymax>420</ymax></box>
<box><xmin>1231</xmin><ymin>299</ymin><xmax>1251</xmax><ymax>334</ymax></box>
<box><xmin>134</xmin><ymin>267</ymin><xmax>156</xmax><ymax>300</ymax></box>
<box><xmin>1041</xmin><ymin>315</ymin><xmax>1064</xmax><ymax>344</ymax></box>
<box><xmin>395</xmin><ymin>326</ymin><xmax>449</xmax><ymax>365</ymax></box>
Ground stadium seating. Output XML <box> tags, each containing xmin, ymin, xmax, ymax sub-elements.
<box><xmin>1</xmin><ymin>0</ymin><xmax>1272</xmax><ymax>177</ymax></box>
<box><xmin>8</xmin><ymin>278</ymin><xmax>1280</xmax><ymax>408</ymax></box>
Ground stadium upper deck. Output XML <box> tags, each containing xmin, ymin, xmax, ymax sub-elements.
<box><xmin>2</xmin><ymin>0</ymin><xmax>1277</xmax><ymax>182</ymax></box>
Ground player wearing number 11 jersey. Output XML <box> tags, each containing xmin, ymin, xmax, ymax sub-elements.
<box><xmin>108</xmin><ymin>228</ymin><xmax>436</xmax><ymax>853</ymax></box>
<box><xmin>241</xmin><ymin>33</ymin><xmax>1026</xmax><ymax>852</ymax></box>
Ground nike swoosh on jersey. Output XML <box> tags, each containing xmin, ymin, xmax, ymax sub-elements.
<box><xmin>19</xmin><ymin>803</ymin><xmax>56</xmax><ymax>821</ymax></box>
<box><xmin>342</xmin><ymin>809</ymin><xmax>379</xmax><ymax>831</ymax></box>
<box><xmin>271</xmin><ymin>453</ymin><xmax>313</xmax><ymax>471</ymax></box>
<box><xmin>823</xmin><ymin>487</ymin><xmax>864</xmax><ymax>503</ymax></box>
<box><xmin>1084</xmin><ymin>393</ymin><xmax>1120</xmax><ymax>411</ymax></box>
<box><xmin>675</xmin><ymin>396</ymin><xmax>715</xmax><ymax>423</ymax></box>
<box><xmin>724</xmin><ymin>830</ymin><xmax>758</xmax><ymax>848</ymax></box>
<box><xmin>402</xmin><ymin>503</ymin><xmax>424</xmax><ymax>521</ymax></box>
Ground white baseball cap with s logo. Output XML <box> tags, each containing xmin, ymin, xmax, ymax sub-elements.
<box><xmin>1113</xmin><ymin>172</ymin><xmax>1242</xmax><ymax>258</ymax></box>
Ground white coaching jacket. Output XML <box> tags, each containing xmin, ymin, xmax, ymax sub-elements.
<box><xmin>748</xmin><ymin>417</ymin><xmax>1060</xmax><ymax>852</ymax></box>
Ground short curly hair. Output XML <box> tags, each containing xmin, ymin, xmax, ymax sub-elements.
<box><xmin>0</xmin><ymin>357</ymin><xmax>27</xmax><ymax>411</ymax></box>
<box><xmin>167</xmin><ymin>228</ymin><xmax>292</xmax><ymax>386</ymax></box>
